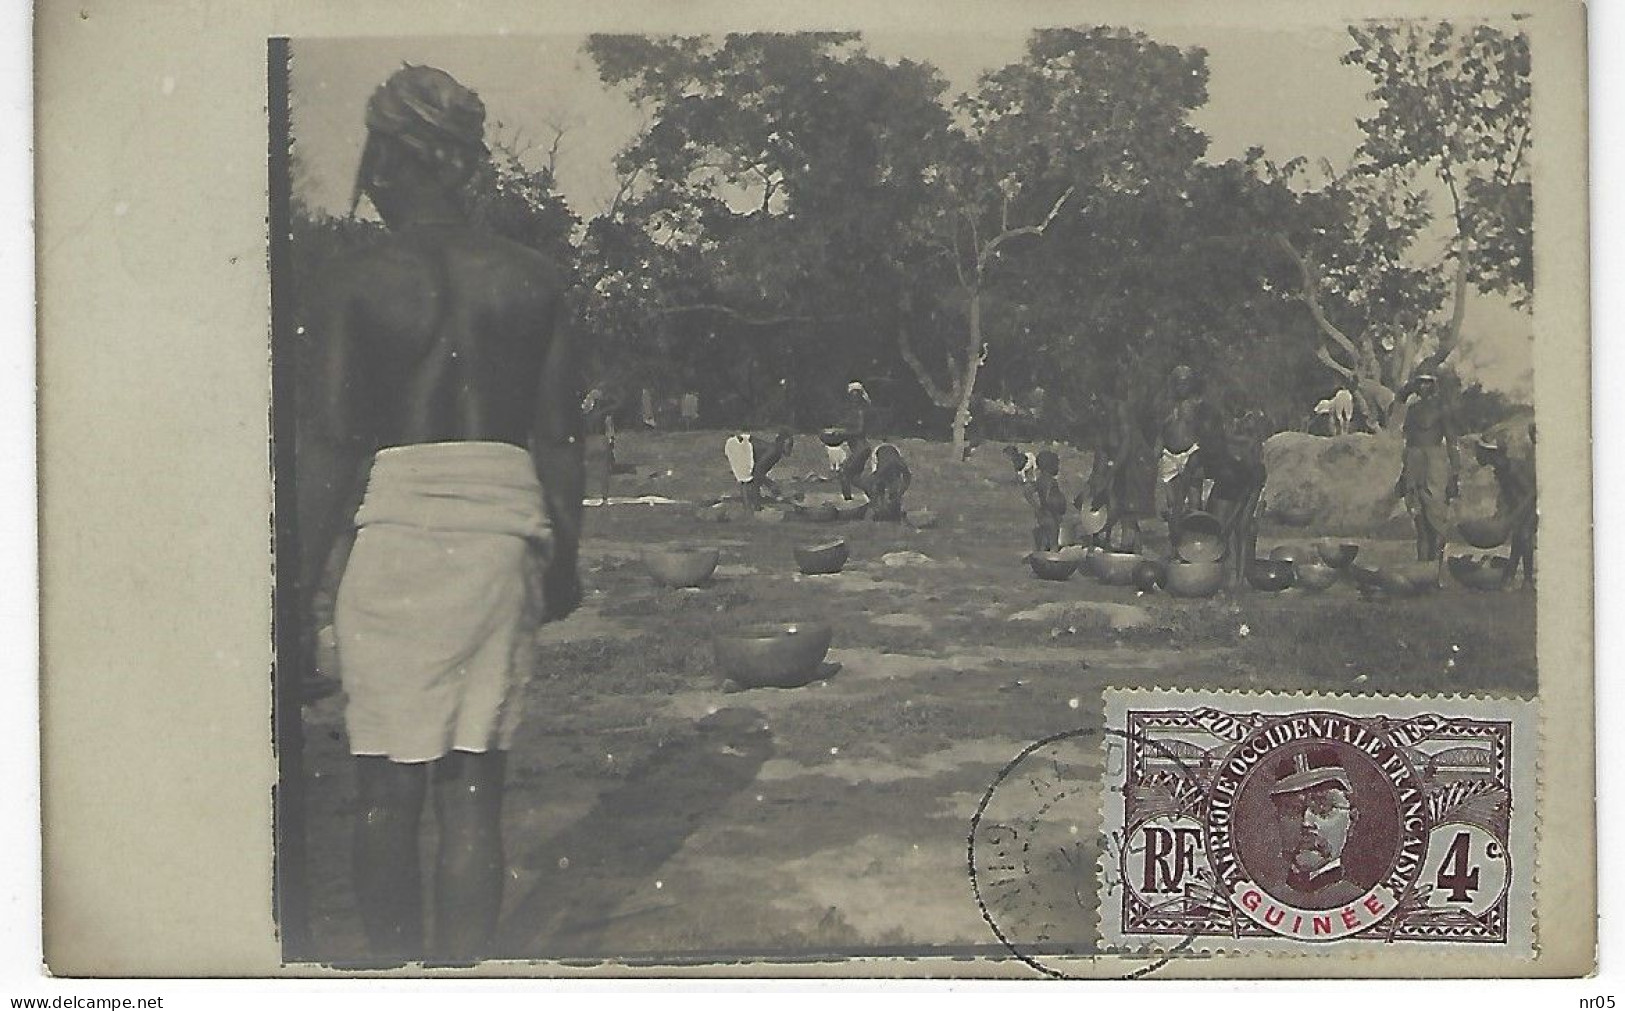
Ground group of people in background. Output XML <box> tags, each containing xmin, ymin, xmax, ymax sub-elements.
<box><xmin>721</xmin><ymin>380</ymin><xmax>912</xmax><ymax>521</ymax></box>
<box><xmin>995</xmin><ymin>363</ymin><xmax>1534</xmax><ymax>590</ymax></box>
<box><xmin>1001</xmin><ymin>364</ymin><xmax>1267</xmax><ymax>587</ymax></box>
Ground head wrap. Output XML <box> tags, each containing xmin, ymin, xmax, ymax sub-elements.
<box><xmin>365</xmin><ymin>64</ymin><xmax>490</xmax><ymax>159</ymax></box>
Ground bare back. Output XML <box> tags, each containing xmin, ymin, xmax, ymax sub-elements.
<box><xmin>323</xmin><ymin>223</ymin><xmax>566</xmax><ymax>451</ymax></box>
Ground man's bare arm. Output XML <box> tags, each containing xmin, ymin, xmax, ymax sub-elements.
<box><xmin>301</xmin><ymin>270</ymin><xmax>371</xmax><ymax>638</ymax></box>
<box><xmin>532</xmin><ymin>290</ymin><xmax>585</xmax><ymax>620</ymax></box>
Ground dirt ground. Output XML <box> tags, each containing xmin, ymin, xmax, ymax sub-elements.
<box><xmin>296</xmin><ymin>429</ymin><xmax>1536</xmax><ymax>963</ymax></box>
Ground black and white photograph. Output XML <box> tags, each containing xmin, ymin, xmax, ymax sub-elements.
<box><xmin>239</xmin><ymin>5</ymin><xmax>1581</xmax><ymax>975</ymax></box>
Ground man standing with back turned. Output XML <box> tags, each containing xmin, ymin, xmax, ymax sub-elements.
<box><xmin>305</xmin><ymin>65</ymin><xmax>583</xmax><ymax>962</ymax></box>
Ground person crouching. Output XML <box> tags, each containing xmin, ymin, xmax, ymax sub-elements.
<box><xmin>861</xmin><ymin>442</ymin><xmax>911</xmax><ymax>521</ymax></box>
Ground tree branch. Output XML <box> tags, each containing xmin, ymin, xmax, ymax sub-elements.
<box><xmin>977</xmin><ymin>186</ymin><xmax>1075</xmax><ymax>273</ymax></box>
<box><xmin>540</xmin><ymin>119</ymin><xmax>568</xmax><ymax>179</ymax></box>
<box><xmin>897</xmin><ymin>306</ymin><xmax>956</xmax><ymax>409</ymax></box>
<box><xmin>1274</xmin><ymin>232</ymin><xmax>1366</xmax><ymax>371</ymax></box>
<box><xmin>1416</xmin><ymin>248</ymin><xmax>1471</xmax><ymax>377</ymax></box>
<box><xmin>1315</xmin><ymin>344</ymin><xmax>1357</xmax><ymax>380</ymax></box>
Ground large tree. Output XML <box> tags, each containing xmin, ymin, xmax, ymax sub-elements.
<box><xmin>1269</xmin><ymin>21</ymin><xmax>1531</xmax><ymax>427</ymax></box>
<box><xmin>584</xmin><ymin>33</ymin><xmax>952</xmax><ymax>426</ymax></box>
<box><xmin>894</xmin><ymin>27</ymin><xmax>1211</xmax><ymax>456</ymax></box>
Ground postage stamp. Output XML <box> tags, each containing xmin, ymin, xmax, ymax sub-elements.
<box><xmin>1101</xmin><ymin>690</ymin><xmax>1536</xmax><ymax>954</ymax></box>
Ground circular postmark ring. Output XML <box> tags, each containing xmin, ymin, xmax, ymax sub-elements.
<box><xmin>967</xmin><ymin>726</ymin><xmax>1201</xmax><ymax>980</ymax></box>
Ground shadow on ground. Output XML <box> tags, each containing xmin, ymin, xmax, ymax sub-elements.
<box><xmin>494</xmin><ymin>707</ymin><xmax>773</xmax><ymax>957</ymax></box>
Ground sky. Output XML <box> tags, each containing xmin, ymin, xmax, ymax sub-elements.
<box><xmin>289</xmin><ymin>27</ymin><xmax>1532</xmax><ymax>398</ymax></box>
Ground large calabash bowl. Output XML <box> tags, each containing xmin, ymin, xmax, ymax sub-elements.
<box><xmin>1027</xmin><ymin>552</ymin><xmax>1078</xmax><ymax>581</ymax></box>
<box><xmin>1176</xmin><ymin>512</ymin><xmax>1225</xmax><ymax>563</ymax></box>
<box><xmin>1095</xmin><ymin>552</ymin><xmax>1143</xmax><ymax>586</ymax></box>
<box><xmin>1293</xmin><ymin>561</ymin><xmax>1340</xmax><ymax>591</ymax></box>
<box><xmin>713</xmin><ymin>622</ymin><xmax>834</xmax><ymax>689</ymax></box>
<box><xmin>1448</xmin><ymin>554</ymin><xmax>1505</xmax><ymax>591</ymax></box>
<box><xmin>643</xmin><ymin>546</ymin><xmax>720</xmax><ymax>587</ymax></box>
<box><xmin>1245</xmin><ymin>558</ymin><xmax>1296</xmax><ymax>592</ymax></box>
<box><xmin>794</xmin><ymin>539</ymin><xmax>850</xmax><ymax>575</ymax></box>
<box><xmin>1166</xmin><ymin>560</ymin><xmax>1224</xmax><ymax>598</ymax></box>
<box><xmin>1316</xmin><ymin>541</ymin><xmax>1359</xmax><ymax>569</ymax></box>
<box><xmin>1458</xmin><ymin>516</ymin><xmax>1510</xmax><ymax>550</ymax></box>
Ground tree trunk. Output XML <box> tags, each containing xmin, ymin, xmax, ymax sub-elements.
<box><xmin>949</xmin><ymin>292</ymin><xmax>985</xmax><ymax>459</ymax></box>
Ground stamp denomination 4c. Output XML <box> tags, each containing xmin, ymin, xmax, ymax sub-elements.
<box><xmin>1102</xmin><ymin>690</ymin><xmax>1535</xmax><ymax>953</ymax></box>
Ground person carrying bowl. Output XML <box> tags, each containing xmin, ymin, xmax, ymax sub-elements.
<box><xmin>833</xmin><ymin>381</ymin><xmax>877</xmax><ymax>500</ymax></box>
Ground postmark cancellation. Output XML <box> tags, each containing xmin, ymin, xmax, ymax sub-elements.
<box><xmin>1101</xmin><ymin>690</ymin><xmax>1535</xmax><ymax>954</ymax></box>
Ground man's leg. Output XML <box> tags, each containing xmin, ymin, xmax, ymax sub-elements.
<box><xmin>431</xmin><ymin>750</ymin><xmax>507</xmax><ymax>961</ymax></box>
<box><xmin>353</xmin><ymin>756</ymin><xmax>429</xmax><ymax>960</ymax></box>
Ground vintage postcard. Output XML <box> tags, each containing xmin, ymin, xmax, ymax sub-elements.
<box><xmin>37</xmin><ymin>0</ymin><xmax>1592</xmax><ymax>978</ymax></box>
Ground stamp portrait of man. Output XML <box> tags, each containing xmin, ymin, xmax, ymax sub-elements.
<box><xmin>1267</xmin><ymin>748</ymin><xmax>1367</xmax><ymax>909</ymax></box>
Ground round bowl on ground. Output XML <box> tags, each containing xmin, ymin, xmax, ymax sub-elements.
<box><xmin>797</xmin><ymin>502</ymin><xmax>840</xmax><ymax>523</ymax></box>
<box><xmin>1080</xmin><ymin>546</ymin><xmax>1105</xmax><ymax>579</ymax></box>
<box><xmin>1316</xmin><ymin>541</ymin><xmax>1359</xmax><ymax>569</ymax></box>
<box><xmin>1246</xmin><ymin>558</ymin><xmax>1297</xmax><ymax>592</ymax></box>
<box><xmin>1095</xmin><ymin>551</ymin><xmax>1143</xmax><ymax>586</ymax></box>
<box><xmin>794</xmin><ymin>539</ymin><xmax>850</xmax><ymax>575</ymax></box>
<box><xmin>833</xmin><ymin>497</ymin><xmax>870</xmax><ymax>521</ymax></box>
<box><xmin>1269</xmin><ymin>543</ymin><xmax>1308</xmax><ymax>564</ymax></box>
<box><xmin>1027</xmin><ymin>551</ymin><xmax>1078</xmax><ymax>581</ymax></box>
<box><xmin>1386</xmin><ymin>563</ymin><xmax>1439</xmax><ymax>594</ymax></box>
<box><xmin>1175</xmin><ymin>512</ymin><xmax>1225</xmax><ymax>563</ymax></box>
<box><xmin>1133</xmin><ymin>558</ymin><xmax>1168</xmax><ymax>592</ymax></box>
<box><xmin>1293</xmin><ymin>561</ymin><xmax>1340</xmax><ymax>591</ymax></box>
<box><xmin>1458</xmin><ymin>516</ymin><xmax>1510</xmax><ymax>550</ymax></box>
<box><xmin>713</xmin><ymin>622</ymin><xmax>834</xmax><ymax>689</ymax></box>
<box><xmin>643</xmin><ymin>546</ymin><xmax>720</xmax><ymax>587</ymax></box>
<box><xmin>1166</xmin><ymin>560</ymin><xmax>1224</xmax><ymax>598</ymax></box>
<box><xmin>818</xmin><ymin>428</ymin><xmax>849</xmax><ymax>447</ymax></box>
<box><xmin>1448</xmin><ymin>554</ymin><xmax>1505</xmax><ymax>591</ymax></box>
<box><xmin>1349</xmin><ymin>564</ymin><xmax>1387</xmax><ymax>592</ymax></box>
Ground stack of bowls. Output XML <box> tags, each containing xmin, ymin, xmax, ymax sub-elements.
<box><xmin>1176</xmin><ymin>512</ymin><xmax>1225</xmax><ymax>564</ymax></box>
